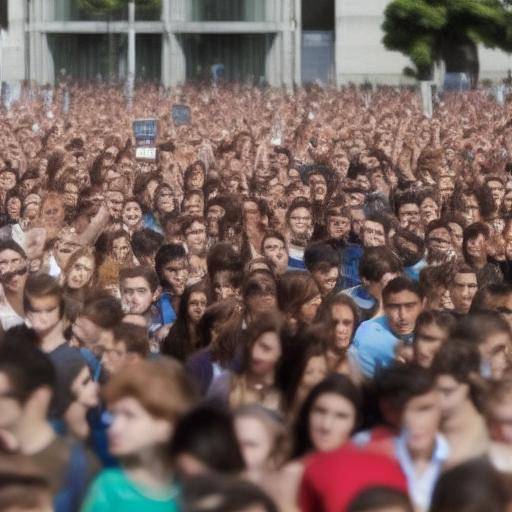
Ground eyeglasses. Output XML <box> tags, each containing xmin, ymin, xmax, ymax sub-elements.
<box><xmin>185</xmin><ymin>229</ymin><xmax>206</xmax><ymax>237</ymax></box>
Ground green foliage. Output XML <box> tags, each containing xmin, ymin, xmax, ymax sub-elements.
<box><xmin>382</xmin><ymin>0</ymin><xmax>512</xmax><ymax>79</ymax></box>
<box><xmin>77</xmin><ymin>0</ymin><xmax>160</xmax><ymax>13</ymax></box>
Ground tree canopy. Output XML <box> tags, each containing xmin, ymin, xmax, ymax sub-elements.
<box><xmin>382</xmin><ymin>0</ymin><xmax>512</xmax><ymax>80</ymax></box>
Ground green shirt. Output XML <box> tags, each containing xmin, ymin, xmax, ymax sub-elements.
<box><xmin>81</xmin><ymin>468</ymin><xmax>180</xmax><ymax>512</ymax></box>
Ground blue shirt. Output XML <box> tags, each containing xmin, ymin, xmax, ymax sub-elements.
<box><xmin>288</xmin><ymin>244</ymin><xmax>306</xmax><ymax>270</ymax></box>
<box><xmin>349</xmin><ymin>315</ymin><xmax>413</xmax><ymax>379</ymax></box>
<box><xmin>339</xmin><ymin>243</ymin><xmax>363</xmax><ymax>290</ymax></box>
<box><xmin>405</xmin><ymin>258</ymin><xmax>428</xmax><ymax>282</ymax></box>
<box><xmin>342</xmin><ymin>285</ymin><xmax>377</xmax><ymax>319</ymax></box>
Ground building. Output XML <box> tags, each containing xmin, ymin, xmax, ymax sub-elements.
<box><xmin>2</xmin><ymin>0</ymin><xmax>512</xmax><ymax>87</ymax></box>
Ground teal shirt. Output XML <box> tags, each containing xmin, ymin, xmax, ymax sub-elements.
<box><xmin>81</xmin><ymin>468</ymin><xmax>180</xmax><ymax>512</ymax></box>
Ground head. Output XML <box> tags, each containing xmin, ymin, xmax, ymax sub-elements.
<box><xmin>418</xmin><ymin>264</ymin><xmax>453</xmax><ymax>311</ymax></box>
<box><xmin>53</xmin><ymin>226</ymin><xmax>83</xmax><ymax>270</ymax></box>
<box><xmin>304</xmin><ymin>242</ymin><xmax>341</xmax><ymax>297</ymax></box>
<box><xmin>359</xmin><ymin>246</ymin><xmax>403</xmax><ymax>299</ymax></box>
<box><xmin>181</xmin><ymin>190</ymin><xmax>204</xmax><ymax>217</ymax></box>
<box><xmin>485</xmin><ymin>377</ymin><xmax>512</xmax><ymax>444</ymax></box>
<box><xmin>361</xmin><ymin>214</ymin><xmax>392</xmax><ymax>248</ymax></box>
<box><xmin>109</xmin><ymin>230</ymin><xmax>132</xmax><ymax>264</ymax></box>
<box><xmin>131</xmin><ymin>228</ymin><xmax>164</xmax><ymax>268</ymax></box>
<box><xmin>286</xmin><ymin>199</ymin><xmax>313</xmax><ymax>245</ymax></box>
<box><xmin>63</xmin><ymin>247</ymin><xmax>95</xmax><ymax>291</ymax></box>
<box><xmin>448</xmin><ymin>264</ymin><xmax>478</xmax><ymax>314</ymax></box>
<box><xmin>463</xmin><ymin>222</ymin><xmax>489</xmax><ymax>264</ymax></box>
<box><xmin>119</xmin><ymin>266</ymin><xmax>160</xmax><ymax>315</ymax></box>
<box><xmin>325</xmin><ymin>206</ymin><xmax>351</xmax><ymax>240</ymax></box>
<box><xmin>0</xmin><ymin>241</ymin><xmax>28</xmax><ymax>295</ymax></box>
<box><xmin>243</xmin><ymin>271</ymin><xmax>278</xmax><ymax>319</ymax></box>
<box><xmin>122</xmin><ymin>198</ymin><xmax>143</xmax><ymax>230</ymax></box>
<box><xmin>181</xmin><ymin>215</ymin><xmax>207</xmax><ymax>256</ymax></box>
<box><xmin>347</xmin><ymin>487</ymin><xmax>413</xmax><ymax>512</ymax></box>
<box><xmin>261</xmin><ymin>231</ymin><xmax>289</xmax><ymax>275</ymax></box>
<box><xmin>395</xmin><ymin>191</ymin><xmax>421</xmax><ymax>231</ymax></box>
<box><xmin>155</xmin><ymin>243</ymin><xmax>189</xmax><ymax>296</ymax></box>
<box><xmin>154</xmin><ymin>183</ymin><xmax>175</xmax><ymax>215</ymax></box>
<box><xmin>425</xmin><ymin>220</ymin><xmax>453</xmax><ymax>261</ymax></box>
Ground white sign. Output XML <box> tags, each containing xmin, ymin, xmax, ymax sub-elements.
<box><xmin>135</xmin><ymin>147</ymin><xmax>157</xmax><ymax>160</ymax></box>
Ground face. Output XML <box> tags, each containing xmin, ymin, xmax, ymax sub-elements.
<box><xmin>288</xmin><ymin>207</ymin><xmax>312</xmax><ymax>239</ymax></box>
<box><xmin>384</xmin><ymin>290</ymin><xmax>423</xmax><ymax>336</ymax></box>
<box><xmin>466</xmin><ymin>233</ymin><xmax>486</xmax><ymax>260</ymax></box>
<box><xmin>487</xmin><ymin>180</ymin><xmax>505</xmax><ymax>207</ymax></box>
<box><xmin>479</xmin><ymin>331</ymin><xmax>510</xmax><ymax>380</ymax></box>
<box><xmin>463</xmin><ymin>195</ymin><xmax>481</xmax><ymax>225</ymax></box>
<box><xmin>187</xmin><ymin>291</ymin><xmax>207</xmax><ymax>324</ymax></box>
<box><xmin>108</xmin><ymin>396</ymin><xmax>172</xmax><ymax>457</ymax></box>
<box><xmin>503</xmin><ymin>191</ymin><xmax>512</xmax><ymax>213</ymax></box>
<box><xmin>243</xmin><ymin>201</ymin><xmax>262</xmax><ymax>228</ymax></box>
<box><xmin>402</xmin><ymin>390</ymin><xmax>441</xmax><ymax>455</ymax></box>
<box><xmin>448</xmin><ymin>223</ymin><xmax>463</xmax><ymax>250</ymax></box>
<box><xmin>309</xmin><ymin>174</ymin><xmax>327</xmax><ymax>202</ymax></box>
<box><xmin>206</xmin><ymin>204</ymin><xmax>225</xmax><ymax>237</ymax></box>
<box><xmin>262</xmin><ymin>237</ymin><xmax>288</xmax><ymax>274</ymax></box>
<box><xmin>101</xmin><ymin>337</ymin><xmax>128</xmax><ymax>376</ymax></box>
<box><xmin>66</xmin><ymin>256</ymin><xmax>94</xmax><ymax>290</ymax></box>
<box><xmin>106</xmin><ymin>191</ymin><xmax>124</xmax><ymax>220</ymax></box>
<box><xmin>183</xmin><ymin>195</ymin><xmax>204</xmax><ymax>216</ymax></box>
<box><xmin>122</xmin><ymin>201</ymin><xmax>143</xmax><ymax>228</ymax></box>
<box><xmin>0</xmin><ymin>171</ymin><xmax>16</xmax><ymax>191</ymax></box>
<box><xmin>6</xmin><ymin>197</ymin><xmax>21</xmax><ymax>219</ymax></box>
<box><xmin>420</xmin><ymin>197</ymin><xmax>439</xmax><ymax>224</ymax></box>
<box><xmin>436</xmin><ymin>374</ymin><xmax>469</xmax><ymax>421</ymax></box>
<box><xmin>331</xmin><ymin>303</ymin><xmax>356</xmax><ymax>351</ymax></box>
<box><xmin>185</xmin><ymin>221</ymin><xmax>207</xmax><ymax>255</ymax></box>
<box><xmin>26</xmin><ymin>294</ymin><xmax>61</xmax><ymax>336</ymax></box>
<box><xmin>112</xmin><ymin>236</ymin><xmax>131</xmax><ymax>263</ymax></box>
<box><xmin>156</xmin><ymin>188</ymin><xmax>175</xmax><ymax>213</ymax></box>
<box><xmin>414</xmin><ymin>322</ymin><xmax>449</xmax><ymax>368</ymax></box>
<box><xmin>71</xmin><ymin>366</ymin><xmax>99</xmax><ymax>409</ymax></box>
<box><xmin>301</xmin><ymin>355</ymin><xmax>328</xmax><ymax>394</ymax></box>
<box><xmin>362</xmin><ymin>220</ymin><xmax>386</xmax><ymax>248</ymax></box>
<box><xmin>235</xmin><ymin>416</ymin><xmax>274</xmax><ymax>471</ymax></box>
<box><xmin>439</xmin><ymin>177</ymin><xmax>454</xmax><ymax>202</ymax></box>
<box><xmin>249</xmin><ymin>331</ymin><xmax>282</xmax><ymax>377</ymax></box>
<box><xmin>487</xmin><ymin>394</ymin><xmax>512</xmax><ymax>444</ymax></box>
<box><xmin>327</xmin><ymin>215</ymin><xmax>351</xmax><ymax>240</ymax></box>
<box><xmin>187</xmin><ymin>168</ymin><xmax>204</xmax><ymax>190</ymax></box>
<box><xmin>41</xmin><ymin>199</ymin><xmax>65</xmax><ymax>230</ymax></box>
<box><xmin>350</xmin><ymin>209</ymin><xmax>365</xmax><ymax>236</ymax></box>
<box><xmin>212</xmin><ymin>270</ymin><xmax>239</xmax><ymax>301</ymax></box>
<box><xmin>449</xmin><ymin>272</ymin><xmax>478</xmax><ymax>314</ymax></box>
<box><xmin>427</xmin><ymin>227</ymin><xmax>452</xmax><ymax>256</ymax></box>
<box><xmin>398</xmin><ymin>203</ymin><xmax>420</xmax><ymax>229</ymax></box>
<box><xmin>0</xmin><ymin>249</ymin><xmax>27</xmax><ymax>294</ymax></box>
<box><xmin>63</xmin><ymin>183</ymin><xmax>79</xmax><ymax>208</ymax></box>
<box><xmin>121</xmin><ymin>276</ymin><xmax>157</xmax><ymax>315</ymax></box>
<box><xmin>309</xmin><ymin>393</ymin><xmax>356</xmax><ymax>452</ymax></box>
<box><xmin>312</xmin><ymin>267</ymin><xmax>339</xmax><ymax>297</ymax></box>
<box><xmin>299</xmin><ymin>294</ymin><xmax>322</xmax><ymax>325</ymax></box>
<box><xmin>162</xmin><ymin>257</ymin><xmax>189</xmax><ymax>296</ymax></box>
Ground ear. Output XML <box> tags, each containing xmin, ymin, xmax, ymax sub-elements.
<box><xmin>152</xmin><ymin>285</ymin><xmax>162</xmax><ymax>303</ymax></box>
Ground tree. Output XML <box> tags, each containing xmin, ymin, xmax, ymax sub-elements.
<box><xmin>382</xmin><ymin>0</ymin><xmax>512</xmax><ymax>83</ymax></box>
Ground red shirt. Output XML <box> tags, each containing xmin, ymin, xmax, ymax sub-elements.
<box><xmin>299</xmin><ymin>443</ymin><xmax>407</xmax><ymax>512</ymax></box>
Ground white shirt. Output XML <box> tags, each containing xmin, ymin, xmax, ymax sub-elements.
<box><xmin>0</xmin><ymin>297</ymin><xmax>24</xmax><ymax>332</ymax></box>
<box><xmin>395</xmin><ymin>431</ymin><xmax>450</xmax><ymax>511</ymax></box>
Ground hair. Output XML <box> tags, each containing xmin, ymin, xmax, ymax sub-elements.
<box><xmin>112</xmin><ymin>322</ymin><xmax>150</xmax><ymax>358</ymax></box>
<box><xmin>382</xmin><ymin>276</ymin><xmax>423</xmax><ymax>305</ymax></box>
<box><xmin>207</xmin><ymin>242</ymin><xmax>244</xmax><ymax>283</ymax></box>
<box><xmin>415</xmin><ymin>310</ymin><xmax>456</xmax><ymax>337</ymax></box>
<box><xmin>304</xmin><ymin>242</ymin><xmax>341</xmax><ymax>272</ymax></box>
<box><xmin>63</xmin><ymin>246</ymin><xmax>96</xmax><ymax>287</ymax></box>
<box><xmin>448</xmin><ymin>262</ymin><xmax>477</xmax><ymax>285</ymax></box>
<box><xmin>419</xmin><ymin>263</ymin><xmax>452</xmax><ymax>301</ymax></box>
<box><xmin>277</xmin><ymin>271</ymin><xmax>320</xmax><ymax>318</ymax></box>
<box><xmin>293</xmin><ymin>374</ymin><xmax>362</xmax><ymax>458</ymax></box>
<box><xmin>452</xmin><ymin>311</ymin><xmax>511</xmax><ymax>348</ymax></box>
<box><xmin>155</xmin><ymin>243</ymin><xmax>188</xmax><ymax>280</ymax></box>
<box><xmin>425</xmin><ymin>219</ymin><xmax>451</xmax><ymax>239</ymax></box>
<box><xmin>103</xmin><ymin>357</ymin><xmax>197</xmax><ymax>423</ymax></box>
<box><xmin>131</xmin><ymin>228</ymin><xmax>164</xmax><ymax>259</ymax></box>
<box><xmin>315</xmin><ymin>293</ymin><xmax>360</xmax><ymax>343</ymax></box>
<box><xmin>80</xmin><ymin>292</ymin><xmax>124</xmax><ymax>329</ymax></box>
<box><xmin>359</xmin><ymin>246</ymin><xmax>403</xmax><ymax>283</ymax></box>
<box><xmin>285</xmin><ymin>198</ymin><xmax>312</xmax><ymax>223</ymax></box>
<box><xmin>179</xmin><ymin>214</ymin><xmax>206</xmax><ymax>237</ymax></box>
<box><xmin>153</xmin><ymin>183</ymin><xmax>175</xmax><ymax>213</ymax></box>
<box><xmin>169</xmin><ymin>405</ymin><xmax>245</xmax><ymax>474</ymax></box>
<box><xmin>394</xmin><ymin>190</ymin><xmax>420</xmax><ymax>216</ymax></box>
<box><xmin>161</xmin><ymin>280</ymin><xmax>211</xmax><ymax>362</ymax></box>
<box><xmin>471</xmin><ymin>282</ymin><xmax>512</xmax><ymax>313</ymax></box>
<box><xmin>119</xmin><ymin>265</ymin><xmax>159</xmax><ymax>293</ymax></box>
<box><xmin>23</xmin><ymin>273</ymin><xmax>65</xmax><ymax>318</ymax></box>
<box><xmin>430</xmin><ymin>458</ymin><xmax>509</xmax><ymax>512</ymax></box>
<box><xmin>0</xmin><ymin>239</ymin><xmax>26</xmax><ymax>259</ymax></box>
<box><xmin>347</xmin><ymin>486</ymin><xmax>413</xmax><ymax>512</ymax></box>
<box><xmin>261</xmin><ymin>230</ymin><xmax>287</xmax><ymax>252</ymax></box>
<box><xmin>375</xmin><ymin>362</ymin><xmax>435</xmax><ymax>413</ymax></box>
<box><xmin>0</xmin><ymin>338</ymin><xmax>56</xmax><ymax>404</ymax></box>
<box><xmin>242</xmin><ymin>270</ymin><xmax>277</xmax><ymax>300</ymax></box>
<box><xmin>462</xmin><ymin>222</ymin><xmax>490</xmax><ymax>264</ymax></box>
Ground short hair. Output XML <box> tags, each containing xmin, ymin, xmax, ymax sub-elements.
<box><xmin>103</xmin><ymin>357</ymin><xmax>197</xmax><ymax>423</ymax></box>
<box><xmin>415</xmin><ymin>310</ymin><xmax>456</xmax><ymax>337</ymax></box>
<box><xmin>23</xmin><ymin>274</ymin><xmax>64</xmax><ymax>318</ymax></box>
<box><xmin>261</xmin><ymin>230</ymin><xmax>287</xmax><ymax>253</ymax></box>
<box><xmin>425</xmin><ymin>219</ymin><xmax>451</xmax><ymax>238</ymax></box>
<box><xmin>419</xmin><ymin>264</ymin><xmax>452</xmax><ymax>298</ymax></box>
<box><xmin>431</xmin><ymin>339</ymin><xmax>481</xmax><ymax>385</ymax></box>
<box><xmin>304</xmin><ymin>242</ymin><xmax>340</xmax><ymax>272</ymax></box>
<box><xmin>112</xmin><ymin>323</ymin><xmax>150</xmax><ymax>358</ymax></box>
<box><xmin>448</xmin><ymin>262</ymin><xmax>476</xmax><ymax>284</ymax></box>
<box><xmin>347</xmin><ymin>486</ymin><xmax>413</xmax><ymax>512</ymax></box>
<box><xmin>394</xmin><ymin>190</ymin><xmax>420</xmax><ymax>216</ymax></box>
<box><xmin>155</xmin><ymin>243</ymin><xmax>188</xmax><ymax>278</ymax></box>
<box><xmin>382</xmin><ymin>276</ymin><xmax>423</xmax><ymax>304</ymax></box>
<box><xmin>0</xmin><ymin>339</ymin><xmax>55</xmax><ymax>404</ymax></box>
<box><xmin>359</xmin><ymin>247</ymin><xmax>402</xmax><ymax>283</ymax></box>
<box><xmin>452</xmin><ymin>311</ymin><xmax>511</xmax><ymax>347</ymax></box>
<box><xmin>0</xmin><ymin>239</ymin><xmax>26</xmax><ymax>259</ymax></box>
<box><xmin>471</xmin><ymin>282</ymin><xmax>512</xmax><ymax>313</ymax></box>
<box><xmin>363</xmin><ymin>212</ymin><xmax>394</xmax><ymax>235</ymax></box>
<box><xmin>119</xmin><ymin>266</ymin><xmax>159</xmax><ymax>293</ymax></box>
<box><xmin>80</xmin><ymin>292</ymin><xmax>123</xmax><ymax>329</ymax></box>
<box><xmin>285</xmin><ymin>198</ymin><xmax>311</xmax><ymax>223</ymax></box>
<box><xmin>131</xmin><ymin>228</ymin><xmax>164</xmax><ymax>259</ymax></box>
<box><xmin>179</xmin><ymin>215</ymin><xmax>206</xmax><ymax>237</ymax></box>
<box><xmin>375</xmin><ymin>362</ymin><xmax>435</xmax><ymax>412</ymax></box>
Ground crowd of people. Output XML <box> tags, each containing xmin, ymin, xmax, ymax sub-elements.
<box><xmin>0</xmin><ymin>81</ymin><xmax>512</xmax><ymax>512</ymax></box>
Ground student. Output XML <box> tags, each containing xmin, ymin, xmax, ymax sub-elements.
<box><xmin>350</xmin><ymin>277</ymin><xmax>424</xmax><ymax>379</ymax></box>
<box><xmin>81</xmin><ymin>358</ymin><xmax>197</xmax><ymax>511</ymax></box>
<box><xmin>0</xmin><ymin>340</ymin><xmax>98</xmax><ymax>512</ymax></box>
<box><xmin>304</xmin><ymin>242</ymin><xmax>340</xmax><ymax>297</ymax></box>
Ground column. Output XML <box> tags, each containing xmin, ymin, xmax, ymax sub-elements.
<box><xmin>281</xmin><ymin>0</ymin><xmax>293</xmax><ymax>90</ymax></box>
<box><xmin>334</xmin><ymin>0</ymin><xmax>343</xmax><ymax>88</ymax></box>
<box><xmin>162</xmin><ymin>0</ymin><xmax>186</xmax><ymax>87</ymax></box>
<box><xmin>28</xmin><ymin>0</ymin><xmax>54</xmax><ymax>84</ymax></box>
<box><xmin>293</xmin><ymin>0</ymin><xmax>301</xmax><ymax>87</ymax></box>
<box><xmin>2</xmin><ymin>0</ymin><xmax>26</xmax><ymax>82</ymax></box>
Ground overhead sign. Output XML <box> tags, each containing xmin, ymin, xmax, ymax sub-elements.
<box><xmin>171</xmin><ymin>104</ymin><xmax>191</xmax><ymax>126</ymax></box>
<box><xmin>133</xmin><ymin>118</ymin><xmax>157</xmax><ymax>160</ymax></box>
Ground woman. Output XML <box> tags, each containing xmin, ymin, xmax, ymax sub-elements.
<box><xmin>209</xmin><ymin>312</ymin><xmax>285</xmax><ymax>413</ymax></box>
<box><xmin>277</xmin><ymin>271</ymin><xmax>322</xmax><ymax>337</ymax></box>
<box><xmin>122</xmin><ymin>197</ymin><xmax>144</xmax><ymax>234</ymax></box>
<box><xmin>315</xmin><ymin>294</ymin><xmax>360</xmax><ymax>375</ymax></box>
<box><xmin>144</xmin><ymin>184</ymin><xmax>175</xmax><ymax>234</ymax></box>
<box><xmin>184</xmin><ymin>160</ymin><xmax>206</xmax><ymax>192</ymax></box>
<box><xmin>61</xmin><ymin>247</ymin><xmax>96</xmax><ymax>320</ymax></box>
<box><xmin>4</xmin><ymin>190</ymin><xmax>22</xmax><ymax>224</ymax></box>
<box><xmin>161</xmin><ymin>281</ymin><xmax>211</xmax><ymax>362</ymax></box>
<box><xmin>81</xmin><ymin>358</ymin><xmax>197</xmax><ymax>512</ymax></box>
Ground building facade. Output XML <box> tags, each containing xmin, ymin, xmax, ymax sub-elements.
<box><xmin>2</xmin><ymin>0</ymin><xmax>512</xmax><ymax>87</ymax></box>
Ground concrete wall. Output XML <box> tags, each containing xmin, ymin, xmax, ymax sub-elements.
<box><xmin>1</xmin><ymin>0</ymin><xmax>26</xmax><ymax>82</ymax></box>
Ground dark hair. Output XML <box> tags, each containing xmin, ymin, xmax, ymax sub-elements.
<box><xmin>304</xmin><ymin>242</ymin><xmax>341</xmax><ymax>272</ymax></box>
<box><xmin>80</xmin><ymin>292</ymin><xmax>123</xmax><ymax>329</ymax></box>
<box><xmin>451</xmin><ymin>311</ymin><xmax>511</xmax><ymax>347</ymax></box>
<box><xmin>315</xmin><ymin>293</ymin><xmax>360</xmax><ymax>345</ymax></box>
<box><xmin>293</xmin><ymin>374</ymin><xmax>361</xmax><ymax>458</ymax></box>
<box><xmin>0</xmin><ymin>339</ymin><xmax>55</xmax><ymax>404</ymax></box>
<box><xmin>285</xmin><ymin>198</ymin><xmax>312</xmax><ymax>223</ymax></box>
<box><xmin>119</xmin><ymin>266</ymin><xmax>159</xmax><ymax>293</ymax></box>
<box><xmin>419</xmin><ymin>264</ymin><xmax>452</xmax><ymax>300</ymax></box>
<box><xmin>0</xmin><ymin>239</ymin><xmax>26</xmax><ymax>259</ymax></box>
<box><xmin>169</xmin><ymin>405</ymin><xmax>245</xmax><ymax>474</ymax></box>
<box><xmin>425</xmin><ymin>219</ymin><xmax>451</xmax><ymax>239</ymax></box>
<box><xmin>394</xmin><ymin>190</ymin><xmax>420</xmax><ymax>216</ymax></box>
<box><xmin>431</xmin><ymin>340</ymin><xmax>481</xmax><ymax>385</ymax></box>
<box><xmin>23</xmin><ymin>273</ymin><xmax>64</xmax><ymax>318</ymax></box>
<box><xmin>131</xmin><ymin>228</ymin><xmax>164</xmax><ymax>259</ymax></box>
<box><xmin>207</xmin><ymin>242</ymin><xmax>243</xmax><ymax>283</ymax></box>
<box><xmin>112</xmin><ymin>323</ymin><xmax>150</xmax><ymax>358</ymax></box>
<box><xmin>347</xmin><ymin>486</ymin><xmax>413</xmax><ymax>512</ymax></box>
<box><xmin>448</xmin><ymin>262</ymin><xmax>476</xmax><ymax>284</ymax></box>
<box><xmin>462</xmin><ymin>222</ymin><xmax>490</xmax><ymax>264</ymax></box>
<box><xmin>277</xmin><ymin>271</ymin><xmax>319</xmax><ymax>318</ymax></box>
<box><xmin>375</xmin><ymin>362</ymin><xmax>435</xmax><ymax>413</ymax></box>
<box><xmin>359</xmin><ymin>247</ymin><xmax>402</xmax><ymax>283</ymax></box>
<box><xmin>155</xmin><ymin>243</ymin><xmax>188</xmax><ymax>280</ymax></box>
<box><xmin>415</xmin><ymin>310</ymin><xmax>456</xmax><ymax>337</ymax></box>
<box><xmin>471</xmin><ymin>282</ymin><xmax>512</xmax><ymax>313</ymax></box>
<box><xmin>382</xmin><ymin>276</ymin><xmax>423</xmax><ymax>304</ymax></box>
<box><xmin>430</xmin><ymin>459</ymin><xmax>509</xmax><ymax>512</ymax></box>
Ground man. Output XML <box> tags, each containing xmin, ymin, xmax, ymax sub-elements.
<box><xmin>395</xmin><ymin>191</ymin><xmax>421</xmax><ymax>234</ymax></box>
<box><xmin>485</xmin><ymin>176</ymin><xmax>505</xmax><ymax>212</ymax></box>
<box><xmin>180</xmin><ymin>215</ymin><xmax>208</xmax><ymax>282</ymax></box>
<box><xmin>131</xmin><ymin>228</ymin><xmax>164</xmax><ymax>268</ymax></box>
<box><xmin>0</xmin><ymin>340</ymin><xmax>98</xmax><ymax>510</ymax></box>
<box><xmin>304</xmin><ymin>242</ymin><xmax>340</xmax><ymax>297</ymax></box>
<box><xmin>350</xmin><ymin>277</ymin><xmax>424</xmax><ymax>379</ymax></box>
<box><xmin>47</xmin><ymin>226</ymin><xmax>83</xmax><ymax>279</ymax></box>
<box><xmin>285</xmin><ymin>198</ymin><xmax>313</xmax><ymax>269</ymax></box>
<box><xmin>0</xmin><ymin>240</ymin><xmax>28</xmax><ymax>338</ymax></box>
<box><xmin>419</xmin><ymin>264</ymin><xmax>454</xmax><ymax>312</ymax></box>
<box><xmin>471</xmin><ymin>282</ymin><xmax>512</xmax><ymax>329</ymax></box>
<box><xmin>360</xmin><ymin>213</ymin><xmax>393</xmax><ymax>248</ymax></box>
<box><xmin>261</xmin><ymin>231</ymin><xmax>289</xmax><ymax>275</ymax></box>
<box><xmin>425</xmin><ymin>219</ymin><xmax>455</xmax><ymax>265</ymax></box>
<box><xmin>207</xmin><ymin>242</ymin><xmax>243</xmax><ymax>302</ymax></box>
<box><xmin>447</xmin><ymin>263</ymin><xmax>478</xmax><ymax>317</ymax></box>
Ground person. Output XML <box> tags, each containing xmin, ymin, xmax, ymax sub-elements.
<box><xmin>471</xmin><ymin>282</ymin><xmax>512</xmax><ymax>328</ymax></box>
<box><xmin>0</xmin><ymin>339</ymin><xmax>99</xmax><ymax>512</ymax></box>
<box><xmin>350</xmin><ymin>277</ymin><xmax>424</xmax><ymax>379</ymax></box>
<box><xmin>418</xmin><ymin>264</ymin><xmax>454</xmax><ymax>312</ymax></box>
<box><xmin>303</xmin><ymin>242</ymin><xmax>340</xmax><ymax>297</ymax></box>
<box><xmin>447</xmin><ymin>263</ymin><xmax>478</xmax><ymax>317</ymax></box>
<box><xmin>0</xmin><ymin>240</ymin><xmax>28</xmax><ymax>338</ymax></box>
<box><xmin>261</xmin><ymin>231</ymin><xmax>289</xmax><ymax>275</ymax></box>
<box><xmin>81</xmin><ymin>358</ymin><xmax>197</xmax><ymax>511</ymax></box>
<box><xmin>347</xmin><ymin>487</ymin><xmax>413</xmax><ymax>512</ymax></box>
<box><xmin>286</xmin><ymin>198</ymin><xmax>313</xmax><ymax>269</ymax></box>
